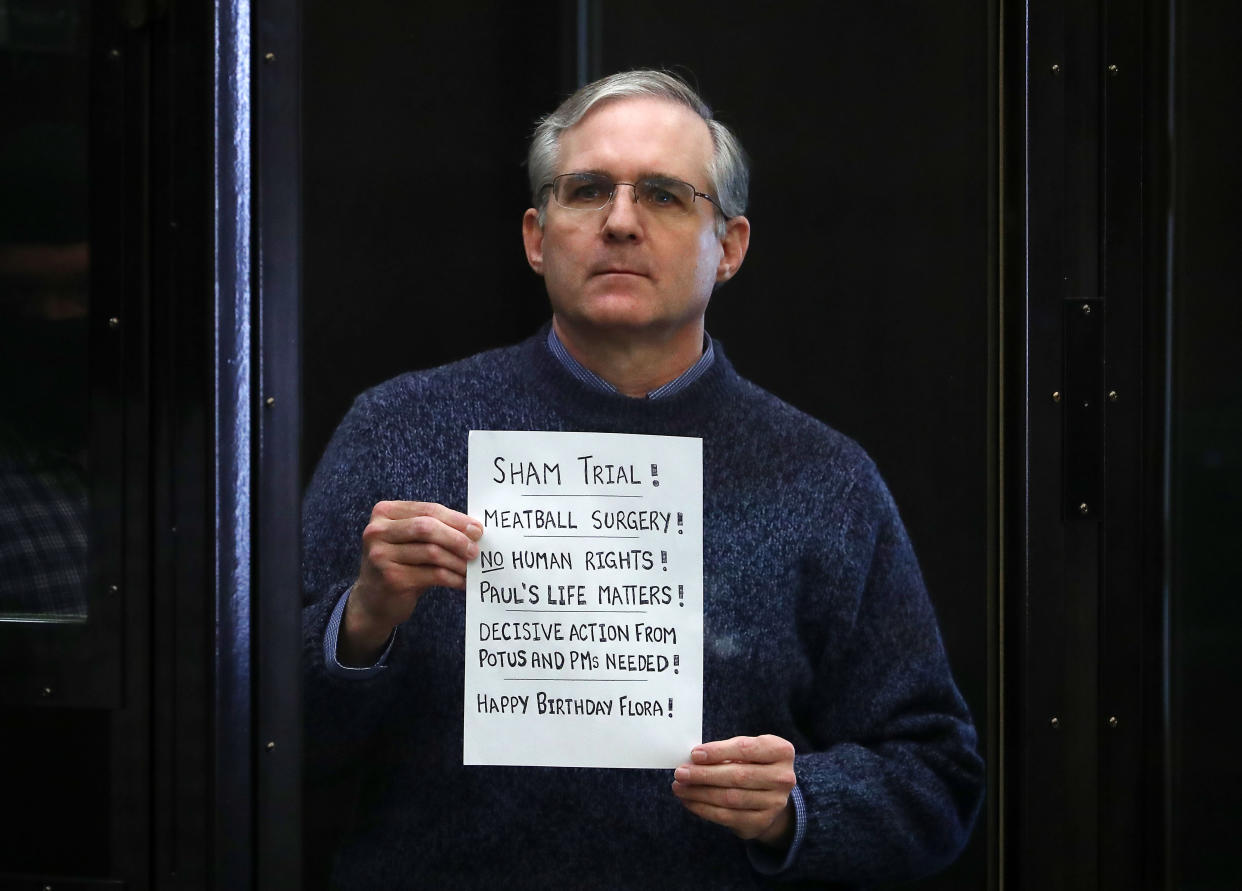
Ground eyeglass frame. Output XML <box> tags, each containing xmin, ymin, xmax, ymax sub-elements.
<box><xmin>541</xmin><ymin>171</ymin><xmax>731</xmax><ymax>219</ymax></box>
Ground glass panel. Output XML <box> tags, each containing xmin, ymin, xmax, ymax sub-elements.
<box><xmin>0</xmin><ymin>0</ymin><xmax>91</xmax><ymax>623</ymax></box>
<box><xmin>301</xmin><ymin>4</ymin><xmax>992</xmax><ymax>888</ymax></box>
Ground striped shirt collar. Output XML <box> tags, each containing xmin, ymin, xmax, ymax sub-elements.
<box><xmin>545</xmin><ymin>325</ymin><xmax>716</xmax><ymax>400</ymax></box>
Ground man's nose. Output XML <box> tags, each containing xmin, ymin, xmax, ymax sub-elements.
<box><xmin>601</xmin><ymin>183</ymin><xmax>643</xmax><ymax>239</ymax></box>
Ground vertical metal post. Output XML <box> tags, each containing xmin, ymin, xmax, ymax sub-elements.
<box><xmin>1004</xmin><ymin>0</ymin><xmax>1171</xmax><ymax>887</ymax></box>
<box><xmin>254</xmin><ymin>0</ymin><xmax>303</xmax><ymax>884</ymax></box>
<box><xmin>213</xmin><ymin>0</ymin><xmax>254</xmax><ymax>887</ymax></box>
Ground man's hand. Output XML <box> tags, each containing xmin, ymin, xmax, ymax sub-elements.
<box><xmin>671</xmin><ymin>734</ymin><xmax>798</xmax><ymax>849</ymax></box>
<box><xmin>339</xmin><ymin>500</ymin><xmax>483</xmax><ymax>666</ymax></box>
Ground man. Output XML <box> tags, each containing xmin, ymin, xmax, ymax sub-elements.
<box><xmin>303</xmin><ymin>70</ymin><xmax>983</xmax><ymax>888</ymax></box>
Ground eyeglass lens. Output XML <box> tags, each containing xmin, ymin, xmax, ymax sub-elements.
<box><xmin>552</xmin><ymin>173</ymin><xmax>697</xmax><ymax>213</ymax></box>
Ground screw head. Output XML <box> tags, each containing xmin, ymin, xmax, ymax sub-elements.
<box><xmin>1079</xmin><ymin>503</ymin><xmax>1090</xmax><ymax>515</ymax></box>
<box><xmin>109</xmin><ymin>584</ymin><xmax>119</xmax><ymax>594</ymax></box>
<box><xmin>1052</xmin><ymin>391</ymin><xmax>1062</xmax><ymax>403</ymax></box>
<box><xmin>1051</xmin><ymin>63</ymin><xmax>1062</xmax><ymax>74</ymax></box>
<box><xmin>266</xmin><ymin>740</ymin><xmax>276</xmax><ymax>751</ymax></box>
<box><xmin>1108</xmin><ymin>715</ymin><xmax>1119</xmax><ymax>728</ymax></box>
<box><xmin>108</xmin><ymin>317</ymin><xmax>120</xmax><ymax>329</ymax></box>
<box><xmin>1108</xmin><ymin>64</ymin><xmax>1119</xmax><ymax>76</ymax></box>
<box><xmin>264</xmin><ymin>51</ymin><xmax>276</xmax><ymax>62</ymax></box>
<box><xmin>265</xmin><ymin>396</ymin><xmax>276</xmax><ymax>407</ymax></box>
<box><xmin>40</xmin><ymin>686</ymin><xmax>53</xmax><ymax>698</ymax></box>
<box><xmin>1050</xmin><ymin>716</ymin><xmax>1060</xmax><ymax>729</ymax></box>
<box><xmin>1108</xmin><ymin>390</ymin><xmax>1119</xmax><ymax>402</ymax></box>
<box><xmin>1081</xmin><ymin>303</ymin><xmax>1092</xmax><ymax>315</ymax></box>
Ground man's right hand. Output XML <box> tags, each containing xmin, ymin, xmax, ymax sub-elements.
<box><xmin>338</xmin><ymin>500</ymin><xmax>483</xmax><ymax>666</ymax></box>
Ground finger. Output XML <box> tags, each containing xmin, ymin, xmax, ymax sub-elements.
<box><xmin>408</xmin><ymin>565</ymin><xmax>467</xmax><ymax>591</ymax></box>
<box><xmin>367</xmin><ymin>514</ymin><xmax>481</xmax><ymax>561</ymax></box>
<box><xmin>673</xmin><ymin>761</ymin><xmax>796</xmax><ymax>792</ymax></box>
<box><xmin>372</xmin><ymin>561</ymin><xmax>467</xmax><ymax>593</ymax></box>
<box><xmin>380</xmin><ymin>541</ymin><xmax>470</xmax><ymax>576</ymax></box>
<box><xmin>372</xmin><ymin>500</ymin><xmax>483</xmax><ymax>539</ymax></box>
<box><xmin>676</xmin><ymin>799</ymin><xmax>777</xmax><ymax>840</ymax></box>
<box><xmin>690</xmin><ymin>734</ymin><xmax>795</xmax><ymax>767</ymax></box>
<box><xmin>670</xmin><ymin>781</ymin><xmax>786</xmax><ymax>812</ymax></box>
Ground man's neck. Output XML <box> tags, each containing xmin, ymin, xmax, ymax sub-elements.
<box><xmin>551</xmin><ymin>316</ymin><xmax>706</xmax><ymax>398</ymax></box>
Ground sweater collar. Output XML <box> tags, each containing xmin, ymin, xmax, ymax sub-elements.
<box><xmin>520</xmin><ymin>322</ymin><xmax>742</xmax><ymax>436</ymax></box>
<box><xmin>544</xmin><ymin>325</ymin><xmax>717</xmax><ymax>400</ymax></box>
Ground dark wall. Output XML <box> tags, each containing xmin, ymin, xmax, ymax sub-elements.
<box><xmin>303</xmin><ymin>3</ymin><xmax>994</xmax><ymax>887</ymax></box>
<box><xmin>303</xmin><ymin>2</ymin><xmax>563</xmax><ymax>482</ymax></box>
<box><xmin>1169</xmin><ymin>1</ymin><xmax>1242</xmax><ymax>885</ymax></box>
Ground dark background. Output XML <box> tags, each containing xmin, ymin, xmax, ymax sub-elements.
<box><xmin>304</xmin><ymin>2</ymin><xmax>993</xmax><ymax>887</ymax></box>
<box><xmin>1168</xmin><ymin>2</ymin><xmax>1242</xmax><ymax>884</ymax></box>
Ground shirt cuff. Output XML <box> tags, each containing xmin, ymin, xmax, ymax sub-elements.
<box><xmin>745</xmin><ymin>783</ymin><xmax>808</xmax><ymax>876</ymax></box>
<box><xmin>322</xmin><ymin>585</ymin><xmax>396</xmax><ymax>679</ymax></box>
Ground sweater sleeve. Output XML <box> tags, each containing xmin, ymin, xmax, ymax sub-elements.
<box><xmin>301</xmin><ymin>388</ymin><xmax>411</xmax><ymax>780</ymax></box>
<box><xmin>772</xmin><ymin>460</ymin><xmax>984</xmax><ymax>885</ymax></box>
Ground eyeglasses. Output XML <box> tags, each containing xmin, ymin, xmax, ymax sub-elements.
<box><xmin>545</xmin><ymin>172</ymin><xmax>725</xmax><ymax>217</ymax></box>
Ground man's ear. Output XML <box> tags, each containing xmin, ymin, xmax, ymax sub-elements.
<box><xmin>522</xmin><ymin>208</ymin><xmax>545</xmax><ymax>275</ymax></box>
<box><xmin>715</xmin><ymin>215</ymin><xmax>751</xmax><ymax>283</ymax></box>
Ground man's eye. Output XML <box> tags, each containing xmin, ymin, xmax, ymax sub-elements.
<box><xmin>571</xmin><ymin>185</ymin><xmax>603</xmax><ymax>201</ymax></box>
<box><xmin>642</xmin><ymin>183</ymin><xmax>686</xmax><ymax>209</ymax></box>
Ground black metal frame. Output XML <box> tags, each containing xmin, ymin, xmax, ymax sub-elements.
<box><xmin>253</xmin><ymin>0</ymin><xmax>303</xmax><ymax>883</ymax></box>
<box><xmin>212</xmin><ymin>0</ymin><xmax>304</xmax><ymax>885</ymax></box>
<box><xmin>1</xmin><ymin>0</ymin><xmax>302</xmax><ymax>884</ymax></box>
<box><xmin>144</xmin><ymin>1</ymin><xmax>215</xmax><ymax>883</ymax></box>
<box><xmin>210</xmin><ymin>0</ymin><xmax>256</xmax><ymax>881</ymax></box>
<box><xmin>1000</xmin><ymin>0</ymin><xmax>1170</xmax><ymax>887</ymax></box>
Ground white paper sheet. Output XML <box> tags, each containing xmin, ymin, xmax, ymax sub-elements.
<box><xmin>463</xmin><ymin>430</ymin><xmax>703</xmax><ymax>769</ymax></box>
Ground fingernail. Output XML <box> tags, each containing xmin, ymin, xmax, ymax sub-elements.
<box><xmin>674</xmin><ymin>767</ymin><xmax>689</xmax><ymax>781</ymax></box>
<box><xmin>466</xmin><ymin>524</ymin><xmax>483</xmax><ymax>540</ymax></box>
<box><xmin>466</xmin><ymin>542</ymin><xmax>479</xmax><ymax>559</ymax></box>
<box><xmin>691</xmin><ymin>748</ymin><xmax>707</xmax><ymax>763</ymax></box>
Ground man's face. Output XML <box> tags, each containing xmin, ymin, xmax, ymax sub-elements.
<box><xmin>522</xmin><ymin>97</ymin><xmax>748</xmax><ymax>342</ymax></box>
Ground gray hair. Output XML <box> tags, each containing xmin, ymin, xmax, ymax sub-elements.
<box><xmin>527</xmin><ymin>70</ymin><xmax>749</xmax><ymax>233</ymax></box>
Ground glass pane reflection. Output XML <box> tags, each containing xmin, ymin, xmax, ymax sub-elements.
<box><xmin>0</xmin><ymin>1</ymin><xmax>90</xmax><ymax>622</ymax></box>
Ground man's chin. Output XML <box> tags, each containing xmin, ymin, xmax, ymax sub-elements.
<box><xmin>559</xmin><ymin>294</ymin><xmax>662</xmax><ymax>328</ymax></box>
<box><xmin>551</xmin><ymin>290</ymin><xmax>707</xmax><ymax>340</ymax></box>
<box><xmin>562</xmin><ymin>307</ymin><xmax>668</xmax><ymax>335</ymax></box>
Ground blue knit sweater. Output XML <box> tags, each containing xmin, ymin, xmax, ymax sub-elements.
<box><xmin>302</xmin><ymin>329</ymin><xmax>983</xmax><ymax>888</ymax></box>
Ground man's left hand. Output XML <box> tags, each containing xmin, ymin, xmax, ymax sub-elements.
<box><xmin>671</xmin><ymin>734</ymin><xmax>797</xmax><ymax>848</ymax></box>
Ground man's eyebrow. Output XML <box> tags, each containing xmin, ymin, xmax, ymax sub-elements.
<box><xmin>567</xmin><ymin>168</ymin><xmax>689</xmax><ymax>184</ymax></box>
<box><xmin>634</xmin><ymin>171</ymin><xmax>690</xmax><ymax>182</ymax></box>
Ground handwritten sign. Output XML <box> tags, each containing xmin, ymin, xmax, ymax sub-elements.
<box><xmin>463</xmin><ymin>430</ymin><xmax>703</xmax><ymax>769</ymax></box>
